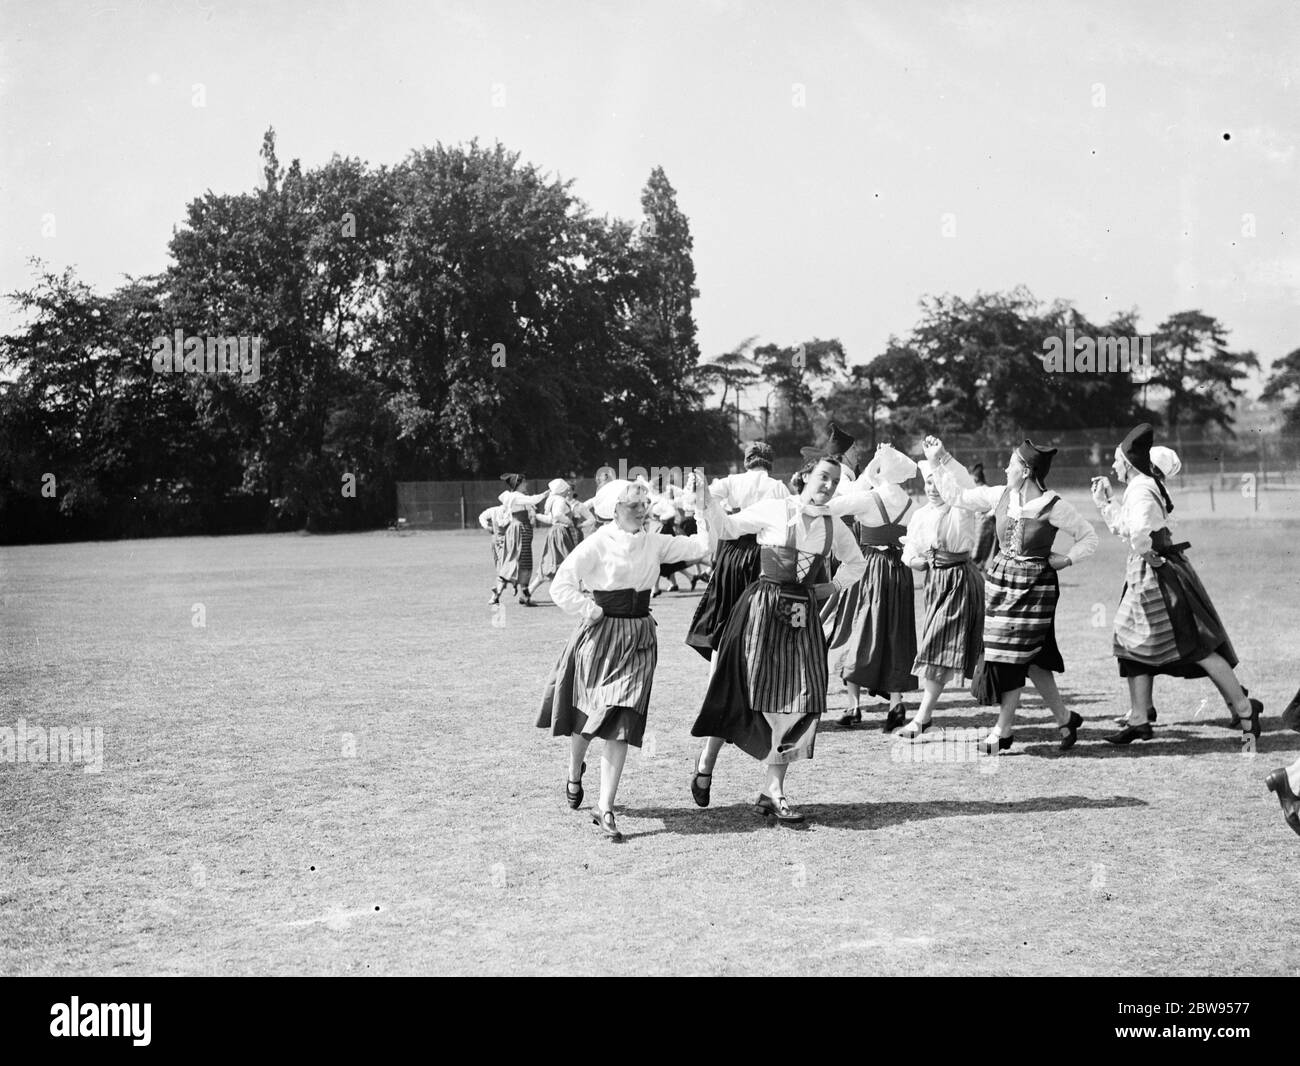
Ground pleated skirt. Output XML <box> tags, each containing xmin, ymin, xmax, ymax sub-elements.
<box><xmin>823</xmin><ymin>548</ymin><xmax>918</xmax><ymax>695</ymax></box>
<box><xmin>685</xmin><ymin>534</ymin><xmax>761</xmax><ymax>659</ymax></box>
<box><xmin>498</xmin><ymin>517</ymin><xmax>534</xmax><ymax>584</ymax></box>
<box><xmin>536</xmin><ymin>614</ymin><xmax>656</xmax><ymax>747</ymax></box>
<box><xmin>1113</xmin><ymin>549</ymin><xmax>1237</xmax><ymax>677</ymax></box>
<box><xmin>913</xmin><ymin>559</ymin><xmax>985</xmax><ymax>680</ymax></box>
<box><xmin>973</xmin><ymin>555</ymin><xmax>1063</xmax><ymax>702</ymax></box>
<box><xmin>539</xmin><ymin>523</ymin><xmax>580</xmax><ymax>578</ymax></box>
<box><xmin>691</xmin><ymin>581</ymin><xmax>825</xmax><ymax>764</ymax></box>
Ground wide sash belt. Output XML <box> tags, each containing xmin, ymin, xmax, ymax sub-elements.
<box><xmin>929</xmin><ymin>549</ymin><xmax>971</xmax><ymax>569</ymax></box>
<box><xmin>591</xmin><ymin>588</ymin><xmax>652</xmax><ymax>617</ymax></box>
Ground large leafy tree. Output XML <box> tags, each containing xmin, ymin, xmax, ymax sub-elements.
<box><xmin>1150</xmin><ymin>310</ymin><xmax>1259</xmax><ymax>437</ymax></box>
<box><xmin>1261</xmin><ymin>347</ymin><xmax>1300</xmax><ymax>432</ymax></box>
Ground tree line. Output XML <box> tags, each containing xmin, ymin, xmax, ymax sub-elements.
<box><xmin>3</xmin><ymin>130</ymin><xmax>1295</xmax><ymax>543</ymax></box>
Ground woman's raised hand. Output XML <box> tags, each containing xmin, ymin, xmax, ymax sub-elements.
<box><xmin>922</xmin><ymin>436</ymin><xmax>947</xmax><ymax>464</ymax></box>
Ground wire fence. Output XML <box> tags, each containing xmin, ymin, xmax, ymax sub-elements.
<box><xmin>401</xmin><ymin>432</ymin><xmax>1300</xmax><ymax>528</ymax></box>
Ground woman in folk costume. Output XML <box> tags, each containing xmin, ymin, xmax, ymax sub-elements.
<box><xmin>493</xmin><ymin>473</ymin><xmax>548</xmax><ymax>606</ymax></box>
<box><xmin>537</xmin><ymin>479</ymin><xmax>712</xmax><ymax>842</ymax></box>
<box><xmin>1090</xmin><ymin>424</ymin><xmax>1262</xmax><ymax>744</ymax></box>
<box><xmin>685</xmin><ymin>443</ymin><xmax>789</xmax><ymax>805</ymax></box>
<box><xmin>477</xmin><ymin>500</ymin><xmax>510</xmax><ymax>602</ymax></box>
<box><xmin>689</xmin><ymin>456</ymin><xmax>868</xmax><ymax>826</ymax></box>
<box><xmin>822</xmin><ymin>444</ymin><xmax>920</xmax><ymax>731</ymax></box>
<box><xmin>923</xmin><ymin>435</ymin><xmax>1098</xmax><ymax>754</ymax></box>
<box><xmin>896</xmin><ymin>457</ymin><xmax>987</xmax><ymax>738</ymax></box>
<box><xmin>529</xmin><ymin>478</ymin><xmax>582</xmax><ymax>597</ymax></box>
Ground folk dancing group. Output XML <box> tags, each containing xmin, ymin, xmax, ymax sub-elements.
<box><xmin>488</xmin><ymin>422</ymin><xmax>1299</xmax><ymax>844</ymax></box>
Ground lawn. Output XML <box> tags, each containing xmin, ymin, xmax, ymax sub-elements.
<box><xmin>2</xmin><ymin>497</ymin><xmax>1298</xmax><ymax>975</ymax></box>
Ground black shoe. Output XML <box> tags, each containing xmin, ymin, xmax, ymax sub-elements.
<box><xmin>1059</xmin><ymin>711</ymin><xmax>1084</xmax><ymax>751</ymax></box>
<box><xmin>592</xmin><ymin>809</ymin><xmax>623</xmax><ymax>842</ymax></box>
<box><xmin>979</xmin><ymin>732</ymin><xmax>1014</xmax><ymax>755</ymax></box>
<box><xmin>1105</xmin><ymin>722</ymin><xmax>1154</xmax><ymax>744</ymax></box>
<box><xmin>565</xmin><ymin>761</ymin><xmax>586</xmax><ymax>809</ymax></box>
<box><xmin>1265</xmin><ymin>769</ymin><xmax>1300</xmax><ymax>837</ymax></box>
<box><xmin>838</xmin><ymin>705</ymin><xmax>862</xmax><ymax>729</ymax></box>
<box><xmin>1238</xmin><ymin>697</ymin><xmax>1263</xmax><ymax>740</ymax></box>
<box><xmin>883</xmin><ymin>704</ymin><xmax>908</xmax><ymax>732</ymax></box>
<box><xmin>772</xmin><ymin>796</ymin><xmax>806</xmax><ymax>827</ymax></box>
<box><xmin>691</xmin><ymin>765</ymin><xmax>713</xmax><ymax>808</ymax></box>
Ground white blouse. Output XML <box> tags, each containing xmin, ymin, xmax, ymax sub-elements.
<box><xmin>477</xmin><ymin>505</ymin><xmax>506</xmax><ymax>531</ymax></box>
<box><xmin>708</xmin><ymin>470</ymin><xmax>790</xmax><ymax>511</ymax></box>
<box><xmin>537</xmin><ymin>495</ymin><xmax>575</xmax><ymax>526</ymax></box>
<box><xmin>706</xmin><ymin>496</ymin><xmax>868</xmax><ymax>586</ymax></box>
<box><xmin>551</xmin><ymin>523</ymin><xmax>711</xmax><ymax>623</ymax></box>
<box><xmin>901</xmin><ymin>503</ymin><xmax>980</xmax><ymax>566</ymax></box>
<box><xmin>1097</xmin><ymin>474</ymin><xmax>1168</xmax><ymax>555</ymax></box>
<box><xmin>930</xmin><ymin>458</ymin><xmax>1099</xmax><ymax>564</ymax></box>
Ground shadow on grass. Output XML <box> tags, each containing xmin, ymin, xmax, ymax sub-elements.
<box><xmin>620</xmin><ymin>793</ymin><xmax>1147</xmax><ymax>836</ymax></box>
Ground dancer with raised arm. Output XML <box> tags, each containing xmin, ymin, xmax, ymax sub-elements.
<box><xmin>923</xmin><ymin>435</ymin><xmax>1098</xmax><ymax>754</ymax></box>
<box><xmin>822</xmin><ymin>443</ymin><xmax>920</xmax><ymax>731</ymax></box>
<box><xmin>538</xmin><ymin>479</ymin><xmax>712</xmax><ymax>842</ymax></box>
<box><xmin>492</xmin><ymin>474</ymin><xmax>548</xmax><ymax>606</ymax></box>
<box><xmin>689</xmin><ymin>455</ymin><xmax>867</xmax><ymax>826</ymax></box>
<box><xmin>530</xmin><ymin>478</ymin><xmax>582</xmax><ymax>598</ymax></box>
<box><xmin>1090</xmin><ymin>424</ymin><xmax>1262</xmax><ymax>744</ymax></box>
<box><xmin>897</xmin><ymin>456</ymin><xmax>987</xmax><ymax>738</ymax></box>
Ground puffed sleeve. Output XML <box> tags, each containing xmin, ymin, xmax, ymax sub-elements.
<box><xmin>830</xmin><ymin>518</ymin><xmax>868</xmax><ymax>586</ymax></box>
<box><xmin>477</xmin><ymin>507</ymin><xmax>496</xmax><ymax>531</ymax></box>
<box><xmin>654</xmin><ymin>526</ymin><xmax>711</xmax><ymax>566</ymax></box>
<box><xmin>931</xmin><ymin>457</ymin><xmax>1000</xmax><ymax>513</ymax></box>
<box><xmin>1049</xmin><ymin>495</ymin><xmax>1099</xmax><ymax>564</ymax></box>
<box><xmin>703</xmin><ymin>492</ymin><xmax>777</xmax><ymax>541</ymax></box>
<box><xmin>551</xmin><ymin>541</ymin><xmax>603</xmax><ymax>623</ymax></box>
<box><xmin>1118</xmin><ymin>482</ymin><xmax>1164</xmax><ymax>554</ymax></box>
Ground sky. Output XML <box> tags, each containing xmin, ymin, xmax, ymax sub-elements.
<box><xmin>2</xmin><ymin>0</ymin><xmax>1297</xmax><ymax>399</ymax></box>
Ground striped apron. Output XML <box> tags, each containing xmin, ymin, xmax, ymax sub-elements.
<box><xmin>973</xmin><ymin>493</ymin><xmax>1063</xmax><ymax>702</ymax></box>
<box><xmin>537</xmin><ymin>588</ymin><xmax>656</xmax><ymax>747</ymax></box>
<box><xmin>691</xmin><ymin>515</ymin><xmax>833</xmax><ymax>764</ymax></box>
<box><xmin>913</xmin><ymin>548</ymin><xmax>985</xmax><ymax>680</ymax></box>
<box><xmin>1113</xmin><ymin>528</ymin><xmax>1237</xmax><ymax>677</ymax></box>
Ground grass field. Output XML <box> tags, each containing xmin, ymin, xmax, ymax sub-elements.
<box><xmin>2</xmin><ymin>499</ymin><xmax>1299</xmax><ymax>975</ymax></box>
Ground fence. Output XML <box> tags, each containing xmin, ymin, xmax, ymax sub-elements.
<box><xmin>399</xmin><ymin>437</ymin><xmax>1300</xmax><ymax>529</ymax></box>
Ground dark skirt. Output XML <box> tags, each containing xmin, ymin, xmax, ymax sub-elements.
<box><xmin>973</xmin><ymin>555</ymin><xmax>1062</xmax><ymax>703</ymax></box>
<box><xmin>685</xmin><ymin>534</ymin><xmax>761</xmax><ymax>659</ymax></box>
<box><xmin>536</xmin><ymin>614</ymin><xmax>657</xmax><ymax>747</ymax></box>
<box><xmin>539</xmin><ymin>522</ymin><xmax>580</xmax><ymax>578</ymax></box>
<box><xmin>1114</xmin><ymin>549</ymin><xmax>1237</xmax><ymax>677</ymax></box>
<box><xmin>691</xmin><ymin>580</ymin><xmax>826</xmax><ymax>764</ymax></box>
<box><xmin>823</xmin><ymin>548</ymin><xmax>918</xmax><ymax>695</ymax></box>
<box><xmin>914</xmin><ymin>559</ymin><xmax>984</xmax><ymax>680</ymax></box>
<box><xmin>498</xmin><ymin>516</ymin><xmax>534</xmax><ymax>585</ymax></box>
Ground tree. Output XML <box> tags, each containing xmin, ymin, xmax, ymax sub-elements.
<box><xmin>754</xmin><ymin>337</ymin><xmax>847</xmax><ymax>442</ymax></box>
<box><xmin>1261</xmin><ymin>347</ymin><xmax>1300</xmax><ymax>431</ymax></box>
<box><xmin>1150</xmin><ymin>311</ymin><xmax>1258</xmax><ymax>438</ymax></box>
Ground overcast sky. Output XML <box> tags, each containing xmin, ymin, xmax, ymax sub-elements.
<box><xmin>3</xmin><ymin>0</ymin><xmax>1297</xmax><ymax>395</ymax></box>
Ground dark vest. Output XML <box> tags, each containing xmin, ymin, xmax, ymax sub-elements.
<box><xmin>994</xmin><ymin>491</ymin><xmax>1057</xmax><ymax>558</ymax></box>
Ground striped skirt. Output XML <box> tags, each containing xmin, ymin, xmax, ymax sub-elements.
<box><xmin>913</xmin><ymin>557</ymin><xmax>984</xmax><ymax>680</ymax></box>
<box><xmin>823</xmin><ymin>548</ymin><xmax>918</xmax><ymax>695</ymax></box>
<box><xmin>685</xmin><ymin>534</ymin><xmax>761</xmax><ymax>659</ymax></box>
<box><xmin>1113</xmin><ymin>549</ymin><xmax>1237</xmax><ymax>677</ymax></box>
<box><xmin>538</xmin><ymin>522</ymin><xmax>580</xmax><ymax>578</ymax></box>
<box><xmin>972</xmin><ymin>554</ymin><xmax>1063</xmax><ymax>702</ymax></box>
<box><xmin>498</xmin><ymin>517</ymin><xmax>534</xmax><ymax>585</ymax></box>
<box><xmin>536</xmin><ymin>614</ymin><xmax>657</xmax><ymax>747</ymax></box>
<box><xmin>691</xmin><ymin>580</ymin><xmax>826</xmax><ymax>764</ymax></box>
